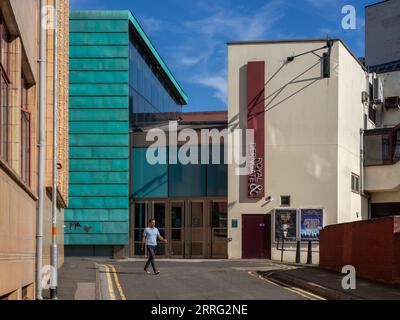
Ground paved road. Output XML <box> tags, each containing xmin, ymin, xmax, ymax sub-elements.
<box><xmin>100</xmin><ymin>259</ymin><xmax>311</xmax><ymax>300</ymax></box>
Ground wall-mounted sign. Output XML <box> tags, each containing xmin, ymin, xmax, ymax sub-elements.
<box><xmin>231</xmin><ymin>219</ymin><xmax>238</xmax><ymax>229</ymax></box>
<box><xmin>247</xmin><ymin>61</ymin><xmax>265</xmax><ymax>199</ymax></box>
<box><xmin>300</xmin><ymin>209</ymin><xmax>323</xmax><ymax>241</ymax></box>
<box><xmin>274</xmin><ymin>209</ymin><xmax>297</xmax><ymax>242</ymax></box>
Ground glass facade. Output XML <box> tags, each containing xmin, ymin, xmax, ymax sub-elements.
<box><xmin>132</xmin><ymin>147</ymin><xmax>168</xmax><ymax>198</ymax></box>
<box><xmin>129</xmin><ymin>35</ymin><xmax>182</xmax><ymax>128</ymax></box>
<box><xmin>132</xmin><ymin>146</ymin><xmax>227</xmax><ymax>199</ymax></box>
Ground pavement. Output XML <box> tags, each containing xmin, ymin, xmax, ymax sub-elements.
<box><xmin>57</xmin><ymin>258</ymin><xmax>400</xmax><ymax>300</ymax></box>
<box><xmin>259</xmin><ymin>266</ymin><xmax>400</xmax><ymax>300</ymax></box>
<box><xmin>58</xmin><ymin>259</ymin><xmax>97</xmax><ymax>300</ymax></box>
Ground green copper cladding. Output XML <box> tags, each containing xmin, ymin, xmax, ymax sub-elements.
<box><xmin>70</xmin><ymin>10</ymin><xmax>188</xmax><ymax>105</ymax></box>
<box><xmin>67</xmin><ymin>10</ymin><xmax>188</xmax><ymax>249</ymax></box>
<box><xmin>66</xmin><ymin>11</ymin><xmax>131</xmax><ymax>246</ymax></box>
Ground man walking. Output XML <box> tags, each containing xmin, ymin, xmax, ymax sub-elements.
<box><xmin>141</xmin><ymin>218</ymin><xmax>167</xmax><ymax>275</ymax></box>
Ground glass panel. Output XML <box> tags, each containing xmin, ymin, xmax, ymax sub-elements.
<box><xmin>21</xmin><ymin>111</ymin><xmax>30</xmax><ymax>184</ymax></box>
<box><xmin>170</xmin><ymin>203</ymin><xmax>184</xmax><ymax>256</ymax></box>
<box><xmin>1</xmin><ymin>25</ymin><xmax>9</xmax><ymax>76</ymax></box>
<box><xmin>154</xmin><ymin>203</ymin><xmax>166</xmax><ymax>228</ymax></box>
<box><xmin>192</xmin><ymin>203</ymin><xmax>203</xmax><ymax>228</ymax></box>
<box><xmin>169</xmin><ymin>152</ymin><xmax>207</xmax><ymax>197</ymax></box>
<box><xmin>129</xmin><ymin>38</ymin><xmax>182</xmax><ymax>129</ymax></box>
<box><xmin>171</xmin><ymin>229</ymin><xmax>182</xmax><ymax>241</ymax></box>
<box><xmin>211</xmin><ymin>202</ymin><xmax>227</xmax><ymax>258</ymax></box>
<box><xmin>132</xmin><ymin>147</ymin><xmax>168</xmax><ymax>199</ymax></box>
<box><xmin>207</xmin><ymin>145</ymin><xmax>228</xmax><ymax>197</ymax></box>
<box><xmin>158</xmin><ymin>228</ymin><xmax>165</xmax><ymax>238</ymax></box>
<box><xmin>191</xmin><ymin>202</ymin><xmax>203</xmax><ymax>256</ymax></box>
<box><xmin>134</xmin><ymin>229</ymin><xmax>144</xmax><ymax>242</ymax></box>
<box><xmin>1</xmin><ymin>76</ymin><xmax>9</xmax><ymax>161</ymax></box>
<box><xmin>364</xmin><ymin>133</ymin><xmax>393</xmax><ymax>165</ymax></box>
<box><xmin>212</xmin><ymin>202</ymin><xmax>228</xmax><ymax>228</ymax></box>
<box><xmin>134</xmin><ymin>203</ymin><xmax>146</xmax><ymax>230</ymax></box>
<box><xmin>171</xmin><ymin>205</ymin><xmax>183</xmax><ymax>228</ymax></box>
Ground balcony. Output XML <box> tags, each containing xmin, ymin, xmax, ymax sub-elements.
<box><xmin>364</xmin><ymin>125</ymin><xmax>400</xmax><ymax>192</ymax></box>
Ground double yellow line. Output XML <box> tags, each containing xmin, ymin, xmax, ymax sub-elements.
<box><xmin>102</xmin><ymin>264</ymin><xmax>127</xmax><ymax>300</ymax></box>
<box><xmin>248</xmin><ymin>271</ymin><xmax>326</xmax><ymax>300</ymax></box>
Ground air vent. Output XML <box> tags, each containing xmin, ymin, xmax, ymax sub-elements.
<box><xmin>384</xmin><ymin>96</ymin><xmax>400</xmax><ymax>109</ymax></box>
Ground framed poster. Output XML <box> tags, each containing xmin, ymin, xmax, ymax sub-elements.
<box><xmin>274</xmin><ymin>209</ymin><xmax>297</xmax><ymax>242</ymax></box>
<box><xmin>300</xmin><ymin>209</ymin><xmax>323</xmax><ymax>242</ymax></box>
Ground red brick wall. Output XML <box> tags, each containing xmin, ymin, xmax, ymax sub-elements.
<box><xmin>320</xmin><ymin>216</ymin><xmax>400</xmax><ymax>285</ymax></box>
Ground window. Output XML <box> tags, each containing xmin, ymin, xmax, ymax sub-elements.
<box><xmin>368</xmin><ymin>105</ymin><xmax>376</xmax><ymax>124</ymax></box>
<box><xmin>21</xmin><ymin>75</ymin><xmax>30</xmax><ymax>185</ymax></box>
<box><xmin>0</xmin><ymin>20</ymin><xmax>10</xmax><ymax>161</ymax></box>
<box><xmin>351</xmin><ymin>173</ymin><xmax>360</xmax><ymax>193</ymax></box>
<box><xmin>281</xmin><ymin>195</ymin><xmax>291</xmax><ymax>206</ymax></box>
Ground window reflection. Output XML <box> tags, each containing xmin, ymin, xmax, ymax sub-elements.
<box><xmin>129</xmin><ymin>37</ymin><xmax>182</xmax><ymax>129</ymax></box>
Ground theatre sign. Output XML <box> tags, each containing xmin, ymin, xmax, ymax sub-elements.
<box><xmin>247</xmin><ymin>61</ymin><xmax>265</xmax><ymax>198</ymax></box>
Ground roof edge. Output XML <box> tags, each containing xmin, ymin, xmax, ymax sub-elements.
<box><xmin>128</xmin><ymin>11</ymin><xmax>188</xmax><ymax>105</ymax></box>
<box><xmin>227</xmin><ymin>38</ymin><xmax>366</xmax><ymax>71</ymax></box>
<box><xmin>70</xmin><ymin>10</ymin><xmax>188</xmax><ymax>105</ymax></box>
<box><xmin>365</xmin><ymin>0</ymin><xmax>390</xmax><ymax>9</ymax></box>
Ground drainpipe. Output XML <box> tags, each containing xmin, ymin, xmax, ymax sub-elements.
<box><xmin>50</xmin><ymin>0</ymin><xmax>59</xmax><ymax>300</ymax></box>
<box><xmin>36</xmin><ymin>0</ymin><xmax>47</xmax><ymax>300</ymax></box>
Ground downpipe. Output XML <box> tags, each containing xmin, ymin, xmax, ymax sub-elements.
<box><xmin>36</xmin><ymin>0</ymin><xmax>47</xmax><ymax>300</ymax></box>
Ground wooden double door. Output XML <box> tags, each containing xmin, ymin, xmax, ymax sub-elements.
<box><xmin>131</xmin><ymin>200</ymin><xmax>227</xmax><ymax>259</ymax></box>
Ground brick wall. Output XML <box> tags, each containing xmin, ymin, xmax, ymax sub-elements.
<box><xmin>46</xmin><ymin>0</ymin><xmax>69</xmax><ymax>205</ymax></box>
<box><xmin>320</xmin><ymin>216</ymin><xmax>400</xmax><ymax>285</ymax></box>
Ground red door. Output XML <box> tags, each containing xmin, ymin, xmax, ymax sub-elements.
<box><xmin>242</xmin><ymin>214</ymin><xmax>271</xmax><ymax>259</ymax></box>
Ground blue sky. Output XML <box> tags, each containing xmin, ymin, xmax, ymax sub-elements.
<box><xmin>70</xmin><ymin>0</ymin><xmax>378</xmax><ymax>112</ymax></box>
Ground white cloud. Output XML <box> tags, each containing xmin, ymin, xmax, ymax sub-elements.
<box><xmin>184</xmin><ymin>0</ymin><xmax>285</xmax><ymax>41</ymax></box>
<box><xmin>181</xmin><ymin>56</ymin><xmax>203</xmax><ymax>66</ymax></box>
<box><xmin>194</xmin><ymin>75</ymin><xmax>227</xmax><ymax>102</ymax></box>
<box><xmin>305</xmin><ymin>0</ymin><xmax>338</xmax><ymax>9</ymax></box>
<box><xmin>138</xmin><ymin>16</ymin><xmax>162</xmax><ymax>34</ymax></box>
<box><xmin>177</xmin><ymin>0</ymin><xmax>287</xmax><ymax>104</ymax></box>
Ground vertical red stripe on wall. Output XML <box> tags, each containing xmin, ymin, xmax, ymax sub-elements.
<box><xmin>247</xmin><ymin>61</ymin><xmax>265</xmax><ymax>199</ymax></box>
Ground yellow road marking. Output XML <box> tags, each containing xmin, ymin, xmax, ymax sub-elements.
<box><xmin>265</xmin><ymin>273</ymin><xmax>326</xmax><ymax>300</ymax></box>
<box><xmin>107</xmin><ymin>264</ymin><xmax>127</xmax><ymax>300</ymax></box>
<box><xmin>103</xmin><ymin>264</ymin><xmax>116</xmax><ymax>300</ymax></box>
<box><xmin>248</xmin><ymin>271</ymin><xmax>326</xmax><ymax>300</ymax></box>
<box><xmin>95</xmin><ymin>263</ymin><xmax>103</xmax><ymax>300</ymax></box>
